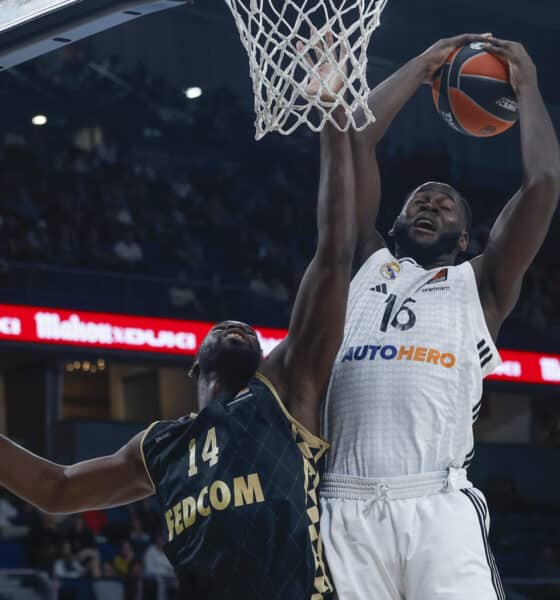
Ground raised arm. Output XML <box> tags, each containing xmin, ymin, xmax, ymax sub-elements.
<box><xmin>260</xmin><ymin>34</ymin><xmax>355</xmax><ymax>435</ymax></box>
<box><xmin>472</xmin><ymin>39</ymin><xmax>560</xmax><ymax>338</ymax></box>
<box><xmin>351</xmin><ymin>34</ymin><xmax>492</xmax><ymax>269</ymax></box>
<box><xmin>0</xmin><ymin>432</ymin><xmax>153</xmax><ymax>514</ymax></box>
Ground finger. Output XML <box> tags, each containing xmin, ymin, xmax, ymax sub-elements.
<box><xmin>330</xmin><ymin>32</ymin><xmax>342</xmax><ymax>63</ymax></box>
<box><xmin>482</xmin><ymin>43</ymin><xmax>509</xmax><ymax>59</ymax></box>
<box><xmin>486</xmin><ymin>37</ymin><xmax>514</xmax><ymax>48</ymax></box>
<box><xmin>316</xmin><ymin>28</ymin><xmax>330</xmax><ymax>60</ymax></box>
<box><xmin>297</xmin><ymin>40</ymin><xmax>315</xmax><ymax>70</ymax></box>
<box><xmin>453</xmin><ymin>32</ymin><xmax>493</xmax><ymax>47</ymax></box>
<box><xmin>310</xmin><ymin>26</ymin><xmax>321</xmax><ymax>64</ymax></box>
<box><xmin>483</xmin><ymin>44</ymin><xmax>507</xmax><ymax>56</ymax></box>
<box><xmin>338</xmin><ymin>37</ymin><xmax>349</xmax><ymax>67</ymax></box>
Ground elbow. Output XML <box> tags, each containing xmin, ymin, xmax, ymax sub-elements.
<box><xmin>524</xmin><ymin>171</ymin><xmax>560</xmax><ymax>201</ymax></box>
<box><xmin>38</xmin><ymin>470</ymin><xmax>70</xmax><ymax>515</ymax></box>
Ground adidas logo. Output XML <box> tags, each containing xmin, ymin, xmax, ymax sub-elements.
<box><xmin>370</xmin><ymin>283</ymin><xmax>388</xmax><ymax>294</ymax></box>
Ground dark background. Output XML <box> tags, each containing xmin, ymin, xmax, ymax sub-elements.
<box><xmin>0</xmin><ymin>1</ymin><xmax>559</xmax><ymax>598</ymax></box>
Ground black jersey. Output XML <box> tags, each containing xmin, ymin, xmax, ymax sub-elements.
<box><xmin>141</xmin><ymin>372</ymin><xmax>334</xmax><ymax>600</ymax></box>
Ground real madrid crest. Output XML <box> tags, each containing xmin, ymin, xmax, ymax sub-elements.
<box><xmin>380</xmin><ymin>261</ymin><xmax>401</xmax><ymax>280</ymax></box>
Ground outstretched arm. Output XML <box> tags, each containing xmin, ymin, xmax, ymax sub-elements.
<box><xmin>260</xmin><ymin>34</ymin><xmax>356</xmax><ymax>436</ymax></box>
<box><xmin>0</xmin><ymin>432</ymin><xmax>153</xmax><ymax>514</ymax></box>
<box><xmin>472</xmin><ymin>39</ymin><xmax>560</xmax><ymax>338</ymax></box>
<box><xmin>351</xmin><ymin>34</ymin><xmax>492</xmax><ymax>269</ymax></box>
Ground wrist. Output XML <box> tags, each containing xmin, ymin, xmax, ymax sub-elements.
<box><xmin>332</xmin><ymin>104</ymin><xmax>349</xmax><ymax>129</ymax></box>
<box><xmin>515</xmin><ymin>77</ymin><xmax>539</xmax><ymax>97</ymax></box>
<box><xmin>409</xmin><ymin>51</ymin><xmax>441</xmax><ymax>86</ymax></box>
<box><xmin>411</xmin><ymin>53</ymin><xmax>433</xmax><ymax>83</ymax></box>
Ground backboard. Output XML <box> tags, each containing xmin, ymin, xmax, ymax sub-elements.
<box><xmin>0</xmin><ymin>0</ymin><xmax>188</xmax><ymax>70</ymax></box>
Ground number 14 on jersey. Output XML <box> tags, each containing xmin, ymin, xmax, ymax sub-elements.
<box><xmin>188</xmin><ymin>427</ymin><xmax>220</xmax><ymax>477</ymax></box>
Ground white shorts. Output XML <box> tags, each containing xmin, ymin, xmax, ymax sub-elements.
<box><xmin>319</xmin><ymin>470</ymin><xmax>505</xmax><ymax>600</ymax></box>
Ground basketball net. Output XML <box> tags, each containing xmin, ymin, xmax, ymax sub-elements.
<box><xmin>225</xmin><ymin>0</ymin><xmax>388</xmax><ymax>139</ymax></box>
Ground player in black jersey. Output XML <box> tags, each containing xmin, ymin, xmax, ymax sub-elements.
<box><xmin>0</xmin><ymin>33</ymin><xmax>355</xmax><ymax>600</ymax></box>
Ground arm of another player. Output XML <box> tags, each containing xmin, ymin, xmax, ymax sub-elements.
<box><xmin>0</xmin><ymin>431</ymin><xmax>154</xmax><ymax>514</ymax></box>
<box><xmin>472</xmin><ymin>38</ymin><xmax>560</xmax><ymax>338</ymax></box>
<box><xmin>351</xmin><ymin>33</ymin><xmax>492</xmax><ymax>269</ymax></box>
<box><xmin>260</xmin><ymin>33</ymin><xmax>356</xmax><ymax>436</ymax></box>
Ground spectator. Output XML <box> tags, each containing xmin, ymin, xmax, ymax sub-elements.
<box><xmin>67</xmin><ymin>514</ymin><xmax>100</xmax><ymax>564</ymax></box>
<box><xmin>82</xmin><ymin>509</ymin><xmax>108</xmax><ymax>536</ymax></box>
<box><xmin>113</xmin><ymin>229</ymin><xmax>144</xmax><ymax>269</ymax></box>
<box><xmin>125</xmin><ymin>559</ymin><xmax>157</xmax><ymax>600</ymax></box>
<box><xmin>53</xmin><ymin>541</ymin><xmax>86</xmax><ymax>579</ymax></box>
<box><xmin>113</xmin><ymin>540</ymin><xmax>136</xmax><ymax>577</ymax></box>
<box><xmin>56</xmin><ymin>223</ymin><xmax>80</xmax><ymax>266</ymax></box>
<box><xmin>83</xmin><ymin>554</ymin><xmax>102</xmax><ymax>579</ymax></box>
<box><xmin>143</xmin><ymin>534</ymin><xmax>174</xmax><ymax>579</ymax></box>
<box><xmin>22</xmin><ymin>220</ymin><xmax>51</xmax><ymax>261</ymax></box>
<box><xmin>27</xmin><ymin>512</ymin><xmax>61</xmax><ymax>571</ymax></box>
<box><xmin>102</xmin><ymin>561</ymin><xmax>118</xmax><ymax>578</ymax></box>
<box><xmin>168</xmin><ymin>271</ymin><xmax>203</xmax><ymax>315</ymax></box>
<box><xmin>83</xmin><ymin>226</ymin><xmax>115</xmax><ymax>269</ymax></box>
<box><xmin>0</xmin><ymin>491</ymin><xmax>28</xmax><ymax>539</ymax></box>
<box><xmin>133</xmin><ymin>499</ymin><xmax>160</xmax><ymax>538</ymax></box>
<box><xmin>129</xmin><ymin>517</ymin><xmax>150</xmax><ymax>555</ymax></box>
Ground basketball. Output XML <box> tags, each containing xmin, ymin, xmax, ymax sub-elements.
<box><xmin>432</xmin><ymin>43</ymin><xmax>519</xmax><ymax>137</ymax></box>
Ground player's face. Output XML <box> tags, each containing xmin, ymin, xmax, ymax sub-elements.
<box><xmin>391</xmin><ymin>182</ymin><xmax>468</xmax><ymax>263</ymax></box>
<box><xmin>194</xmin><ymin>321</ymin><xmax>262</xmax><ymax>389</ymax></box>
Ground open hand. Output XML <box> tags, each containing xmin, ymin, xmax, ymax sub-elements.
<box><xmin>297</xmin><ymin>29</ymin><xmax>348</xmax><ymax>102</ymax></box>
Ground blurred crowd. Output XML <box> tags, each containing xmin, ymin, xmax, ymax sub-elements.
<box><xmin>0</xmin><ymin>45</ymin><xmax>559</xmax><ymax>335</ymax></box>
<box><xmin>0</xmin><ymin>480</ymin><xmax>559</xmax><ymax>599</ymax></box>
<box><xmin>0</xmin><ymin>490</ymin><xmax>176</xmax><ymax>599</ymax></box>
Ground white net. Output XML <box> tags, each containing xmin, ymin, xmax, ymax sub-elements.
<box><xmin>225</xmin><ymin>0</ymin><xmax>388</xmax><ymax>139</ymax></box>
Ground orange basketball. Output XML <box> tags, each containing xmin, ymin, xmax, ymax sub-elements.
<box><xmin>432</xmin><ymin>43</ymin><xmax>518</xmax><ymax>137</ymax></box>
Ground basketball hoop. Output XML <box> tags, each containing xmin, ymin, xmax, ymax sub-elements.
<box><xmin>225</xmin><ymin>0</ymin><xmax>388</xmax><ymax>139</ymax></box>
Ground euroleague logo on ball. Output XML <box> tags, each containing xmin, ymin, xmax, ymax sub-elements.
<box><xmin>496</xmin><ymin>97</ymin><xmax>518</xmax><ymax>113</ymax></box>
<box><xmin>380</xmin><ymin>261</ymin><xmax>401</xmax><ymax>280</ymax></box>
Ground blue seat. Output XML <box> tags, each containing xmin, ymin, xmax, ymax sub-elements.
<box><xmin>98</xmin><ymin>542</ymin><xmax>118</xmax><ymax>562</ymax></box>
<box><xmin>104</xmin><ymin>507</ymin><xmax>129</xmax><ymax>523</ymax></box>
<box><xmin>0</xmin><ymin>541</ymin><xmax>26</xmax><ymax>568</ymax></box>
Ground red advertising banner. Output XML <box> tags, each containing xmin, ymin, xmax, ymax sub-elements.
<box><xmin>0</xmin><ymin>304</ymin><xmax>559</xmax><ymax>385</ymax></box>
<box><xmin>487</xmin><ymin>349</ymin><xmax>560</xmax><ymax>385</ymax></box>
<box><xmin>0</xmin><ymin>304</ymin><xmax>286</xmax><ymax>357</ymax></box>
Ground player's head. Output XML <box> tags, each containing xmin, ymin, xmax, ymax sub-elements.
<box><xmin>389</xmin><ymin>182</ymin><xmax>471</xmax><ymax>266</ymax></box>
<box><xmin>189</xmin><ymin>321</ymin><xmax>262</xmax><ymax>400</ymax></box>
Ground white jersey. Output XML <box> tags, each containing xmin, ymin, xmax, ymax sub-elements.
<box><xmin>323</xmin><ymin>248</ymin><xmax>501</xmax><ymax>478</ymax></box>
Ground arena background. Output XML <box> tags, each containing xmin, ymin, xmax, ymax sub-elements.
<box><xmin>0</xmin><ymin>0</ymin><xmax>559</xmax><ymax>598</ymax></box>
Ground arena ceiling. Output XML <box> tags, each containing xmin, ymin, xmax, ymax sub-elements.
<box><xmin>87</xmin><ymin>0</ymin><xmax>560</xmax><ymax>104</ymax></box>
<box><xmin>1</xmin><ymin>0</ymin><xmax>559</xmax><ymax>107</ymax></box>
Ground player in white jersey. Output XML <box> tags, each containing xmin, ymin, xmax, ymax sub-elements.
<box><xmin>320</xmin><ymin>34</ymin><xmax>560</xmax><ymax>599</ymax></box>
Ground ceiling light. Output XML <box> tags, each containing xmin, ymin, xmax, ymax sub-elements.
<box><xmin>32</xmin><ymin>114</ymin><xmax>48</xmax><ymax>126</ymax></box>
<box><xmin>184</xmin><ymin>87</ymin><xmax>202</xmax><ymax>100</ymax></box>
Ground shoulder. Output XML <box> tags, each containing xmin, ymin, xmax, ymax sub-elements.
<box><xmin>354</xmin><ymin>247</ymin><xmax>397</xmax><ymax>281</ymax></box>
<box><xmin>252</xmin><ymin>372</ymin><xmax>329</xmax><ymax>461</ymax></box>
<box><xmin>142</xmin><ymin>417</ymin><xmax>195</xmax><ymax>448</ymax></box>
<box><xmin>141</xmin><ymin>417</ymin><xmax>196</xmax><ymax>476</ymax></box>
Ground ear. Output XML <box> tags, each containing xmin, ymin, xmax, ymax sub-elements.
<box><xmin>188</xmin><ymin>360</ymin><xmax>200</xmax><ymax>379</ymax></box>
<box><xmin>458</xmin><ymin>231</ymin><xmax>469</xmax><ymax>252</ymax></box>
